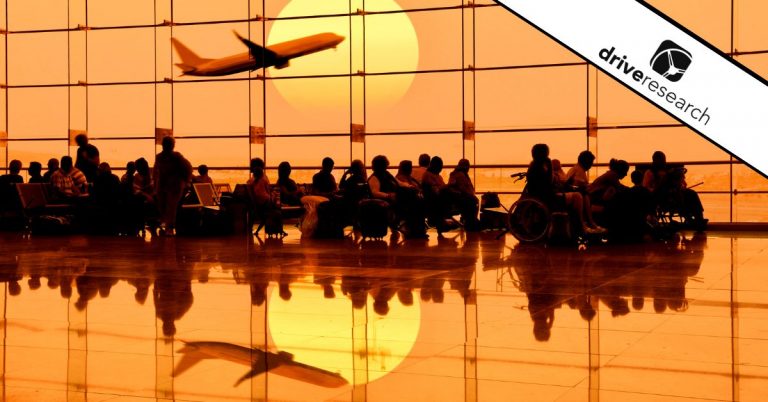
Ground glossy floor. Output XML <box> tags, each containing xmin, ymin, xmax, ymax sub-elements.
<box><xmin>0</xmin><ymin>229</ymin><xmax>766</xmax><ymax>401</ymax></box>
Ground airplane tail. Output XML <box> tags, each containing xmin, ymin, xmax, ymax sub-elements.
<box><xmin>170</xmin><ymin>38</ymin><xmax>211</xmax><ymax>74</ymax></box>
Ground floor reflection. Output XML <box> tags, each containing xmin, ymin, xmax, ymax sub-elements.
<box><xmin>0</xmin><ymin>229</ymin><xmax>764</xmax><ymax>401</ymax></box>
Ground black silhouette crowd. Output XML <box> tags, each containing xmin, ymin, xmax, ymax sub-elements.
<box><xmin>0</xmin><ymin>135</ymin><xmax>706</xmax><ymax>242</ymax></box>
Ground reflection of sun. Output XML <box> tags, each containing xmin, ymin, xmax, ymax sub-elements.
<box><xmin>268</xmin><ymin>286</ymin><xmax>420</xmax><ymax>384</ymax></box>
<box><xmin>268</xmin><ymin>0</ymin><xmax>418</xmax><ymax>109</ymax></box>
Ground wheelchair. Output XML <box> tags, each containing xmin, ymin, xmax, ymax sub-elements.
<box><xmin>495</xmin><ymin>172</ymin><xmax>558</xmax><ymax>244</ymax></box>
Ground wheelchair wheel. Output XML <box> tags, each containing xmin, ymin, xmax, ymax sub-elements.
<box><xmin>508</xmin><ymin>198</ymin><xmax>550</xmax><ymax>243</ymax></box>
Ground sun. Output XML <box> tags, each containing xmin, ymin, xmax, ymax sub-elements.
<box><xmin>267</xmin><ymin>285</ymin><xmax>421</xmax><ymax>384</ymax></box>
<box><xmin>267</xmin><ymin>0</ymin><xmax>419</xmax><ymax>110</ymax></box>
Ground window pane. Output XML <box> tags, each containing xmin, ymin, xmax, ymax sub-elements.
<box><xmin>596</xmin><ymin>127</ymin><xmax>731</xmax><ymax>165</ymax></box>
<box><xmin>266</xmin><ymin>16</ymin><xmax>350</xmax><ymax>77</ymax></box>
<box><xmin>88</xmin><ymin>0</ymin><xmax>154</xmax><ymax>27</ymax></box>
<box><xmin>366</xmin><ymin>133</ymin><xmax>462</xmax><ymax>166</ymax></box>
<box><xmin>173</xmin><ymin>0</ymin><xmax>248</xmax><ymax>23</ymax></box>
<box><xmin>266</xmin><ymin>77</ymin><xmax>350</xmax><ymax>135</ymax></box>
<box><xmin>88</xmin><ymin>28</ymin><xmax>155</xmax><ymax>83</ymax></box>
<box><xmin>173</xmin><ymin>137</ymin><xmax>250</xmax><ymax>167</ymax></box>
<box><xmin>8</xmin><ymin>88</ymin><xmax>68</xmax><ymax>139</ymax></box>
<box><xmin>7</xmin><ymin>32</ymin><xmax>68</xmax><ymax>86</ymax></box>
<box><xmin>7</xmin><ymin>140</ymin><xmax>68</xmax><ymax>167</ymax></box>
<box><xmin>476</xmin><ymin>6</ymin><xmax>582</xmax><ymax>68</ymax></box>
<box><xmin>89</xmin><ymin>85</ymin><xmax>155</xmax><ymax>138</ymax></box>
<box><xmin>596</xmin><ymin>72</ymin><xmax>676</xmax><ymax>126</ymax></box>
<box><xmin>645</xmin><ymin>0</ymin><xmax>732</xmax><ymax>52</ymax></box>
<box><xmin>733</xmin><ymin>164</ymin><xmax>768</xmax><ymax>192</ymax></box>
<box><xmin>367</xmin><ymin>72</ymin><xmax>461</xmax><ymax>133</ymax></box>
<box><xmin>366</xmin><ymin>9</ymin><xmax>458</xmax><ymax>73</ymax></box>
<box><xmin>737</xmin><ymin>0</ymin><xmax>768</xmax><ymax>52</ymax></box>
<box><xmin>171</xmin><ymin>23</ymin><xmax>252</xmax><ymax>81</ymax></box>
<box><xmin>8</xmin><ymin>0</ymin><xmax>67</xmax><ymax>31</ymax></box>
<box><xmin>684</xmin><ymin>164</ymin><xmax>731</xmax><ymax>193</ymax></box>
<box><xmin>734</xmin><ymin>194</ymin><xmax>768</xmax><ymax>222</ymax></box>
<box><xmin>174</xmin><ymin>81</ymin><xmax>249</xmax><ymax>136</ymax></box>
<box><xmin>476</xmin><ymin>67</ymin><xmax>586</xmax><ymax>130</ymax></box>
<box><xmin>475</xmin><ymin>167</ymin><xmax>528</xmax><ymax>194</ymax></box>
<box><xmin>96</xmin><ymin>139</ymin><xmax>156</xmax><ymax>169</ymax></box>
<box><xmin>267</xmin><ymin>136</ymin><xmax>350</xmax><ymax>167</ymax></box>
<box><xmin>700</xmin><ymin>193</ymin><xmax>730</xmax><ymax>222</ymax></box>
<box><xmin>737</xmin><ymin>54</ymin><xmax>768</xmax><ymax>79</ymax></box>
<box><xmin>395</xmin><ymin>0</ymin><xmax>462</xmax><ymax>8</ymax></box>
<box><xmin>266</xmin><ymin>0</ymin><xmax>347</xmax><ymax>20</ymax></box>
<box><xmin>476</xmin><ymin>130</ymin><xmax>587</xmax><ymax>166</ymax></box>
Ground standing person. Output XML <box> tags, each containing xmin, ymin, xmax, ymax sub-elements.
<box><xmin>153</xmin><ymin>136</ymin><xmax>193</xmax><ymax>235</ymax></box>
<box><xmin>28</xmin><ymin>162</ymin><xmax>44</xmax><ymax>183</ymax></box>
<box><xmin>312</xmin><ymin>157</ymin><xmax>337</xmax><ymax>197</ymax></box>
<box><xmin>74</xmin><ymin>133</ymin><xmax>100</xmax><ymax>182</ymax></box>
<box><xmin>411</xmin><ymin>153</ymin><xmax>430</xmax><ymax>184</ymax></box>
<box><xmin>42</xmin><ymin>158</ymin><xmax>59</xmax><ymax>183</ymax></box>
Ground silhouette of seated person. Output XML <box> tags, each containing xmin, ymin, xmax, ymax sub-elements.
<box><xmin>247</xmin><ymin>158</ymin><xmax>273</xmax><ymax>232</ymax></box>
<box><xmin>588</xmin><ymin>158</ymin><xmax>630</xmax><ymax>210</ymax></box>
<box><xmin>421</xmin><ymin>156</ymin><xmax>455</xmax><ymax>232</ymax></box>
<box><xmin>120</xmin><ymin>161</ymin><xmax>136</xmax><ymax>202</ymax></box>
<box><xmin>551</xmin><ymin>159</ymin><xmax>567</xmax><ymax>186</ymax></box>
<box><xmin>42</xmin><ymin>158</ymin><xmax>59</xmax><ymax>183</ymax></box>
<box><xmin>368</xmin><ymin>155</ymin><xmax>427</xmax><ymax>238</ymax></box>
<box><xmin>395</xmin><ymin>160</ymin><xmax>420</xmax><ymax>189</ymax></box>
<box><xmin>411</xmin><ymin>153</ymin><xmax>430</xmax><ymax>184</ymax></box>
<box><xmin>0</xmin><ymin>159</ymin><xmax>23</xmax><ymax>185</ymax></box>
<box><xmin>0</xmin><ymin>159</ymin><xmax>23</xmax><ymax>211</ymax></box>
<box><xmin>643</xmin><ymin>150</ymin><xmax>706</xmax><ymax>230</ymax></box>
<box><xmin>192</xmin><ymin>164</ymin><xmax>213</xmax><ymax>184</ymax></box>
<box><xmin>132</xmin><ymin>157</ymin><xmax>157</xmax><ymax>233</ymax></box>
<box><xmin>89</xmin><ymin>163</ymin><xmax>122</xmax><ymax>233</ymax></box>
<box><xmin>28</xmin><ymin>161</ymin><xmax>44</xmax><ymax>184</ymax></box>
<box><xmin>50</xmin><ymin>156</ymin><xmax>88</xmax><ymax>203</ymax></box>
<box><xmin>276</xmin><ymin>161</ymin><xmax>303</xmax><ymax>206</ymax></box>
<box><xmin>340</xmin><ymin>159</ymin><xmax>367</xmax><ymax>196</ymax></box>
<box><xmin>93</xmin><ymin>162</ymin><xmax>121</xmax><ymax>206</ymax></box>
<box><xmin>447</xmin><ymin>159</ymin><xmax>481</xmax><ymax>231</ymax></box>
<box><xmin>312</xmin><ymin>157</ymin><xmax>338</xmax><ymax>198</ymax></box>
<box><xmin>524</xmin><ymin>144</ymin><xmax>603</xmax><ymax>235</ymax></box>
<box><xmin>564</xmin><ymin>151</ymin><xmax>603</xmax><ymax>232</ymax></box>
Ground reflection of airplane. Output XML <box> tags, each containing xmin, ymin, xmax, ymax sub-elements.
<box><xmin>173</xmin><ymin>341</ymin><xmax>348</xmax><ymax>388</ymax></box>
<box><xmin>171</xmin><ymin>31</ymin><xmax>345</xmax><ymax>76</ymax></box>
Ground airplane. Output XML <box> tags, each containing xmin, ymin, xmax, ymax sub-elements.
<box><xmin>171</xmin><ymin>31</ymin><xmax>345</xmax><ymax>76</ymax></box>
<box><xmin>173</xmin><ymin>341</ymin><xmax>348</xmax><ymax>388</ymax></box>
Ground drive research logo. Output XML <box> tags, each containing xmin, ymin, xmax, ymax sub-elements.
<box><xmin>599</xmin><ymin>45</ymin><xmax>711</xmax><ymax>126</ymax></box>
<box><xmin>650</xmin><ymin>40</ymin><xmax>692</xmax><ymax>82</ymax></box>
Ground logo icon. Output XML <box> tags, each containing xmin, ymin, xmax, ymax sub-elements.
<box><xmin>650</xmin><ymin>40</ymin><xmax>692</xmax><ymax>82</ymax></box>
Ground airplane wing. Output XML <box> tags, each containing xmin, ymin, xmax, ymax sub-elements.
<box><xmin>233</xmin><ymin>31</ymin><xmax>279</xmax><ymax>68</ymax></box>
<box><xmin>173</xmin><ymin>344</ymin><xmax>212</xmax><ymax>377</ymax></box>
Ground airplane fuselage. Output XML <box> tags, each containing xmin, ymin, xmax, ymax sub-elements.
<box><xmin>186</xmin><ymin>33</ymin><xmax>344</xmax><ymax>76</ymax></box>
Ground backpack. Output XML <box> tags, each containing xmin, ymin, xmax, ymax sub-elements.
<box><xmin>481</xmin><ymin>192</ymin><xmax>501</xmax><ymax>209</ymax></box>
